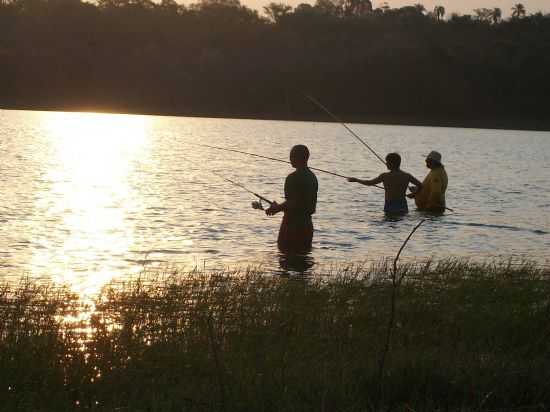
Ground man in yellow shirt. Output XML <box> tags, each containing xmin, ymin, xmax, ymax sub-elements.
<box><xmin>409</xmin><ymin>151</ymin><xmax>448</xmax><ymax>213</ymax></box>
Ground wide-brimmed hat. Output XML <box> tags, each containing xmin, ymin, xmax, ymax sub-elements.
<box><xmin>425</xmin><ymin>150</ymin><xmax>442</xmax><ymax>163</ymax></box>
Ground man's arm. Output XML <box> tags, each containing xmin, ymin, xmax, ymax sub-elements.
<box><xmin>266</xmin><ymin>175</ymin><xmax>294</xmax><ymax>216</ymax></box>
<box><xmin>266</xmin><ymin>189</ymin><xmax>304</xmax><ymax>215</ymax></box>
<box><xmin>347</xmin><ymin>174</ymin><xmax>384</xmax><ymax>186</ymax></box>
<box><xmin>409</xmin><ymin>174</ymin><xmax>422</xmax><ymax>188</ymax></box>
<box><xmin>406</xmin><ymin>174</ymin><xmax>422</xmax><ymax>198</ymax></box>
<box><xmin>265</xmin><ymin>201</ymin><xmax>285</xmax><ymax>216</ymax></box>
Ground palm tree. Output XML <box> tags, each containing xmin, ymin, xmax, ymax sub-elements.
<box><xmin>263</xmin><ymin>2</ymin><xmax>292</xmax><ymax>22</ymax></box>
<box><xmin>343</xmin><ymin>0</ymin><xmax>372</xmax><ymax>17</ymax></box>
<box><xmin>491</xmin><ymin>7</ymin><xmax>501</xmax><ymax>24</ymax></box>
<box><xmin>413</xmin><ymin>3</ymin><xmax>426</xmax><ymax>14</ymax></box>
<box><xmin>474</xmin><ymin>7</ymin><xmax>492</xmax><ymax>22</ymax></box>
<box><xmin>511</xmin><ymin>3</ymin><xmax>526</xmax><ymax>18</ymax></box>
<box><xmin>433</xmin><ymin>5</ymin><xmax>445</xmax><ymax>20</ymax></box>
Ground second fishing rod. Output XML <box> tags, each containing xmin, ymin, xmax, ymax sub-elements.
<box><xmin>188</xmin><ymin>142</ymin><xmax>385</xmax><ymax>191</ymax></box>
<box><xmin>303</xmin><ymin>93</ymin><xmax>454</xmax><ymax>213</ymax></box>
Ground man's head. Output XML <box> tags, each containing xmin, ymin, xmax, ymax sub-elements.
<box><xmin>290</xmin><ymin>144</ymin><xmax>310</xmax><ymax>168</ymax></box>
<box><xmin>425</xmin><ymin>150</ymin><xmax>442</xmax><ymax>169</ymax></box>
<box><xmin>386</xmin><ymin>152</ymin><xmax>401</xmax><ymax>171</ymax></box>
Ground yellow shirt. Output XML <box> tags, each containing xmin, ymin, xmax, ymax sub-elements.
<box><xmin>414</xmin><ymin>167</ymin><xmax>448</xmax><ymax>211</ymax></box>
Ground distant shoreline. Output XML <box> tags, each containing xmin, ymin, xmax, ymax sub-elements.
<box><xmin>2</xmin><ymin>103</ymin><xmax>550</xmax><ymax>132</ymax></box>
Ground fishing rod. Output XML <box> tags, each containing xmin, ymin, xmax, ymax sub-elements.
<box><xmin>190</xmin><ymin>142</ymin><xmax>349</xmax><ymax>179</ymax></box>
<box><xmin>303</xmin><ymin>93</ymin><xmax>387</xmax><ymax>166</ymax></box>
<box><xmin>220</xmin><ymin>175</ymin><xmax>273</xmax><ymax>209</ymax></box>
<box><xmin>189</xmin><ymin>144</ymin><xmax>454</xmax><ymax>214</ymax></box>
<box><xmin>303</xmin><ymin>94</ymin><xmax>456</xmax><ymax>213</ymax></box>
<box><xmin>185</xmin><ymin>156</ymin><xmax>273</xmax><ymax>210</ymax></box>
<box><xmin>189</xmin><ymin>142</ymin><xmax>385</xmax><ymax>190</ymax></box>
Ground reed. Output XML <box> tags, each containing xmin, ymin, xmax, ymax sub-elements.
<box><xmin>1</xmin><ymin>260</ymin><xmax>550</xmax><ymax>411</ymax></box>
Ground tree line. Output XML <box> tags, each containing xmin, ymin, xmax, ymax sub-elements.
<box><xmin>1</xmin><ymin>0</ymin><xmax>549</xmax><ymax>129</ymax></box>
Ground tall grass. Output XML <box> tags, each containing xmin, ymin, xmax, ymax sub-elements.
<box><xmin>1</xmin><ymin>260</ymin><xmax>550</xmax><ymax>411</ymax></box>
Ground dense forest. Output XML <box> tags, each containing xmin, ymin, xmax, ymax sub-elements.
<box><xmin>1</xmin><ymin>0</ymin><xmax>549</xmax><ymax>129</ymax></box>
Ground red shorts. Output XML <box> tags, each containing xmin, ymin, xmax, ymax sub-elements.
<box><xmin>277</xmin><ymin>215</ymin><xmax>314</xmax><ymax>253</ymax></box>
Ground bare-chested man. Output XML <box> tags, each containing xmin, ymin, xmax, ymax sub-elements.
<box><xmin>347</xmin><ymin>152</ymin><xmax>422</xmax><ymax>214</ymax></box>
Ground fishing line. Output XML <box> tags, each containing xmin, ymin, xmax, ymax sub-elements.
<box><xmin>188</xmin><ymin>142</ymin><xmax>385</xmax><ymax>191</ymax></box>
<box><xmin>184</xmin><ymin>155</ymin><xmax>273</xmax><ymax>210</ymax></box>
<box><xmin>303</xmin><ymin>93</ymin><xmax>387</xmax><ymax>166</ymax></box>
<box><xmin>191</xmin><ymin>142</ymin><xmax>347</xmax><ymax>179</ymax></box>
<box><xmin>302</xmin><ymin>93</ymin><xmax>456</xmax><ymax>213</ymax></box>
<box><xmin>218</xmin><ymin>175</ymin><xmax>273</xmax><ymax>207</ymax></box>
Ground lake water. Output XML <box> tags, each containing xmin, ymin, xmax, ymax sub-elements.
<box><xmin>1</xmin><ymin>109</ymin><xmax>549</xmax><ymax>294</ymax></box>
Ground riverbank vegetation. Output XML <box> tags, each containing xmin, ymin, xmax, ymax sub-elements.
<box><xmin>2</xmin><ymin>260</ymin><xmax>550</xmax><ymax>411</ymax></box>
<box><xmin>1</xmin><ymin>0</ymin><xmax>549</xmax><ymax>130</ymax></box>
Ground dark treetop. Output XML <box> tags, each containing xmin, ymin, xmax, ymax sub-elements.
<box><xmin>1</xmin><ymin>0</ymin><xmax>549</xmax><ymax>130</ymax></box>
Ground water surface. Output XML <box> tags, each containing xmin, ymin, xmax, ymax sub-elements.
<box><xmin>1</xmin><ymin>109</ymin><xmax>549</xmax><ymax>293</ymax></box>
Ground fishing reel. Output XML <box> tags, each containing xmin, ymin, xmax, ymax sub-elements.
<box><xmin>251</xmin><ymin>200</ymin><xmax>265</xmax><ymax>210</ymax></box>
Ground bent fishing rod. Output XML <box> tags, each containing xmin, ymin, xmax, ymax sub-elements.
<box><xmin>188</xmin><ymin>142</ymin><xmax>385</xmax><ymax>191</ymax></box>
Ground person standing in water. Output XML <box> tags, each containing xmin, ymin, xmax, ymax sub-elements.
<box><xmin>265</xmin><ymin>145</ymin><xmax>318</xmax><ymax>253</ymax></box>
<box><xmin>347</xmin><ymin>152</ymin><xmax>422</xmax><ymax>214</ymax></box>
<box><xmin>408</xmin><ymin>150</ymin><xmax>448</xmax><ymax>213</ymax></box>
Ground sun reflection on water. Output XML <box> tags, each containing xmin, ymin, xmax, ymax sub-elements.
<box><xmin>32</xmin><ymin>112</ymin><xmax>151</xmax><ymax>298</ymax></box>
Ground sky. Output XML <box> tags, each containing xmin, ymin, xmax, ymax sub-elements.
<box><xmin>240</xmin><ymin>0</ymin><xmax>550</xmax><ymax>17</ymax></box>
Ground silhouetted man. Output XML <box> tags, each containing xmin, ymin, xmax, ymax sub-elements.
<box><xmin>347</xmin><ymin>152</ymin><xmax>422</xmax><ymax>214</ymax></box>
<box><xmin>266</xmin><ymin>145</ymin><xmax>318</xmax><ymax>253</ymax></box>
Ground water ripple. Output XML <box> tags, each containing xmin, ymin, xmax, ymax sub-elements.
<box><xmin>1</xmin><ymin>109</ymin><xmax>549</xmax><ymax>290</ymax></box>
